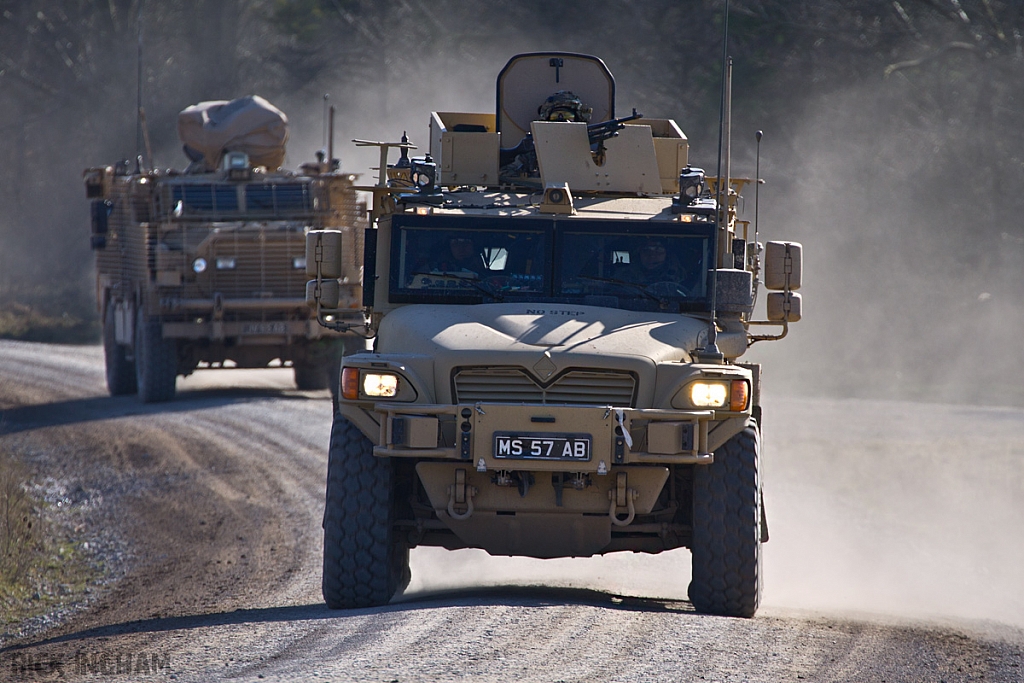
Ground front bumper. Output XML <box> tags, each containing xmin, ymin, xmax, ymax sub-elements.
<box><xmin>369</xmin><ymin>402</ymin><xmax>719</xmax><ymax>468</ymax></box>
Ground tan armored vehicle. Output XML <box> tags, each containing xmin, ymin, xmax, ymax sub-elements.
<box><xmin>307</xmin><ymin>53</ymin><xmax>803</xmax><ymax>617</ymax></box>
<box><xmin>85</xmin><ymin>96</ymin><xmax>365</xmax><ymax>403</ymax></box>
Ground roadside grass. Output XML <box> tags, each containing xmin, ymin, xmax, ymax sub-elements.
<box><xmin>0</xmin><ymin>285</ymin><xmax>99</xmax><ymax>344</ymax></box>
<box><xmin>0</xmin><ymin>449</ymin><xmax>97</xmax><ymax>628</ymax></box>
<box><xmin>0</xmin><ymin>450</ymin><xmax>37</xmax><ymax>602</ymax></box>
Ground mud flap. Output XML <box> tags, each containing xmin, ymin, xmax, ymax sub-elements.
<box><xmin>760</xmin><ymin>489</ymin><xmax>769</xmax><ymax>543</ymax></box>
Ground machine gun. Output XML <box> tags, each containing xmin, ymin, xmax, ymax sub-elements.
<box><xmin>499</xmin><ymin>109</ymin><xmax>644</xmax><ymax>172</ymax></box>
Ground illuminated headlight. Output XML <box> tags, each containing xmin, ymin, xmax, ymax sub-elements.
<box><xmin>690</xmin><ymin>381</ymin><xmax>729</xmax><ymax>408</ymax></box>
<box><xmin>363</xmin><ymin>373</ymin><xmax>399</xmax><ymax>398</ymax></box>
<box><xmin>685</xmin><ymin>379</ymin><xmax>750</xmax><ymax>411</ymax></box>
<box><xmin>340</xmin><ymin>367</ymin><xmax>413</xmax><ymax>402</ymax></box>
<box><xmin>192</xmin><ymin>257</ymin><xmax>207</xmax><ymax>273</ymax></box>
<box><xmin>216</xmin><ymin>257</ymin><xmax>236</xmax><ymax>270</ymax></box>
<box><xmin>293</xmin><ymin>256</ymin><xmax>307</xmax><ymax>270</ymax></box>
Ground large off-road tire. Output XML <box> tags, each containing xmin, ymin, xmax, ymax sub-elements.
<box><xmin>103</xmin><ymin>303</ymin><xmax>136</xmax><ymax>396</ymax></box>
<box><xmin>689</xmin><ymin>422</ymin><xmax>762</xmax><ymax>618</ymax></box>
<box><xmin>322</xmin><ymin>415</ymin><xmax>409</xmax><ymax>609</ymax></box>
<box><xmin>134</xmin><ymin>308</ymin><xmax>178</xmax><ymax>403</ymax></box>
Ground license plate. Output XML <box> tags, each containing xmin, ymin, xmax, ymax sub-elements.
<box><xmin>494</xmin><ymin>433</ymin><xmax>592</xmax><ymax>461</ymax></box>
<box><xmin>241</xmin><ymin>322</ymin><xmax>289</xmax><ymax>335</ymax></box>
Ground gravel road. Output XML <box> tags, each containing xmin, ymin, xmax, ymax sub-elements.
<box><xmin>2</xmin><ymin>339</ymin><xmax>1022</xmax><ymax>682</ymax></box>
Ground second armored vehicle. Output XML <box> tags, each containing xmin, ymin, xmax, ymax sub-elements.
<box><xmin>85</xmin><ymin>96</ymin><xmax>365</xmax><ymax>402</ymax></box>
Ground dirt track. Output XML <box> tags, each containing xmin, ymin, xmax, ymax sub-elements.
<box><xmin>1</xmin><ymin>340</ymin><xmax>1023</xmax><ymax>682</ymax></box>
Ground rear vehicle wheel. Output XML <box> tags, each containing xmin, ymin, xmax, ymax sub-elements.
<box><xmin>134</xmin><ymin>308</ymin><xmax>177</xmax><ymax>403</ymax></box>
<box><xmin>322</xmin><ymin>415</ymin><xmax>409</xmax><ymax>609</ymax></box>
<box><xmin>293</xmin><ymin>357</ymin><xmax>330</xmax><ymax>391</ymax></box>
<box><xmin>689</xmin><ymin>421</ymin><xmax>762</xmax><ymax>618</ymax></box>
<box><xmin>103</xmin><ymin>303</ymin><xmax>136</xmax><ymax>396</ymax></box>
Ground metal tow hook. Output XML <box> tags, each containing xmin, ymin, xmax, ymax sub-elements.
<box><xmin>608</xmin><ymin>471</ymin><xmax>638</xmax><ymax>527</ymax></box>
<box><xmin>447</xmin><ymin>468</ymin><xmax>478</xmax><ymax>521</ymax></box>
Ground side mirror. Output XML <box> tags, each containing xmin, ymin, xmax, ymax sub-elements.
<box><xmin>764</xmin><ymin>241</ymin><xmax>802</xmax><ymax>291</ymax></box>
<box><xmin>306</xmin><ymin>279</ymin><xmax>341</xmax><ymax>309</ymax></box>
<box><xmin>305</xmin><ymin>230</ymin><xmax>343</xmax><ymax>279</ymax></box>
<box><xmin>767</xmin><ymin>291</ymin><xmax>802</xmax><ymax>322</ymax></box>
<box><xmin>305</xmin><ymin>229</ymin><xmax>344</xmax><ymax>310</ymax></box>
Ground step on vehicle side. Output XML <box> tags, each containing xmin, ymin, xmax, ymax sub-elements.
<box><xmin>308</xmin><ymin>54</ymin><xmax>803</xmax><ymax>617</ymax></box>
<box><xmin>85</xmin><ymin>96</ymin><xmax>367</xmax><ymax>403</ymax></box>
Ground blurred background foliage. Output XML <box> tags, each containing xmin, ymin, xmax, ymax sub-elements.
<box><xmin>1</xmin><ymin>0</ymin><xmax>1021</xmax><ymax>403</ymax></box>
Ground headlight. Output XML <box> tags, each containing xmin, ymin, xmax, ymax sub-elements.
<box><xmin>363</xmin><ymin>373</ymin><xmax>399</xmax><ymax>398</ymax></box>
<box><xmin>293</xmin><ymin>256</ymin><xmax>307</xmax><ymax>270</ymax></box>
<box><xmin>690</xmin><ymin>381</ymin><xmax>729</xmax><ymax>408</ymax></box>
<box><xmin>685</xmin><ymin>380</ymin><xmax>749</xmax><ymax>411</ymax></box>
<box><xmin>340</xmin><ymin>367</ymin><xmax>414</xmax><ymax>401</ymax></box>
<box><xmin>216</xmin><ymin>257</ymin><xmax>236</xmax><ymax>270</ymax></box>
<box><xmin>192</xmin><ymin>257</ymin><xmax>207</xmax><ymax>273</ymax></box>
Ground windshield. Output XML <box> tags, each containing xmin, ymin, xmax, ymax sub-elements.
<box><xmin>389</xmin><ymin>215</ymin><xmax>713</xmax><ymax>312</ymax></box>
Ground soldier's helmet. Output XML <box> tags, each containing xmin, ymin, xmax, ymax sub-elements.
<box><xmin>537</xmin><ymin>91</ymin><xmax>593</xmax><ymax>122</ymax></box>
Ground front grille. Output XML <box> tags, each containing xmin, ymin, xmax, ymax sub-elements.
<box><xmin>201</xmin><ymin>227</ymin><xmax>306</xmax><ymax>299</ymax></box>
<box><xmin>453</xmin><ymin>367</ymin><xmax>637</xmax><ymax>406</ymax></box>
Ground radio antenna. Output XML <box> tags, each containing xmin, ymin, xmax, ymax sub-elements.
<box><xmin>700</xmin><ymin>0</ymin><xmax>730</xmax><ymax>363</ymax></box>
<box><xmin>328</xmin><ymin>105</ymin><xmax>336</xmax><ymax>171</ymax></box>
<box><xmin>135</xmin><ymin>0</ymin><xmax>144</xmax><ymax>171</ymax></box>
<box><xmin>322</xmin><ymin>94</ymin><xmax>330</xmax><ymax>152</ymax></box>
<box><xmin>754</xmin><ymin>130</ymin><xmax>762</xmax><ymax>248</ymax></box>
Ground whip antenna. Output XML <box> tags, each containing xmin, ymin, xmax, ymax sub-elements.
<box><xmin>754</xmin><ymin>130</ymin><xmax>762</xmax><ymax>246</ymax></box>
<box><xmin>135</xmin><ymin>0</ymin><xmax>144</xmax><ymax>171</ymax></box>
<box><xmin>700</xmin><ymin>0</ymin><xmax>730</xmax><ymax>363</ymax></box>
<box><xmin>322</xmin><ymin>93</ymin><xmax>330</xmax><ymax>153</ymax></box>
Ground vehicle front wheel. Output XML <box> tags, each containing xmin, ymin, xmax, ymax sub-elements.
<box><xmin>322</xmin><ymin>415</ymin><xmax>409</xmax><ymax>609</ymax></box>
<box><xmin>689</xmin><ymin>421</ymin><xmax>762</xmax><ymax>618</ymax></box>
<box><xmin>103</xmin><ymin>303</ymin><xmax>136</xmax><ymax>396</ymax></box>
<box><xmin>134</xmin><ymin>308</ymin><xmax>177</xmax><ymax>403</ymax></box>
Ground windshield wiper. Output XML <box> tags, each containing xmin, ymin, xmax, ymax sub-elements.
<box><xmin>576</xmin><ymin>275</ymin><xmax>670</xmax><ymax>308</ymax></box>
<box><xmin>412</xmin><ymin>271</ymin><xmax>505</xmax><ymax>302</ymax></box>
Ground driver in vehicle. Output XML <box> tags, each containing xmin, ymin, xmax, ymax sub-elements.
<box><xmin>622</xmin><ymin>237</ymin><xmax>685</xmax><ymax>286</ymax></box>
<box><xmin>416</xmin><ymin>236</ymin><xmax>484</xmax><ymax>277</ymax></box>
<box><xmin>437</xmin><ymin>237</ymin><xmax>483</xmax><ymax>275</ymax></box>
<box><xmin>407</xmin><ymin>235</ymin><xmax>486</xmax><ymax>289</ymax></box>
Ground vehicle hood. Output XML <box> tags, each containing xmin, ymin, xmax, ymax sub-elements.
<box><xmin>378</xmin><ymin>302</ymin><xmax>716</xmax><ymax>362</ymax></box>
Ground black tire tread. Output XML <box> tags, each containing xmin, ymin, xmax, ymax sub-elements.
<box><xmin>322</xmin><ymin>416</ymin><xmax>406</xmax><ymax>609</ymax></box>
<box><xmin>689</xmin><ymin>422</ymin><xmax>762</xmax><ymax>618</ymax></box>
<box><xmin>103</xmin><ymin>304</ymin><xmax>137</xmax><ymax>396</ymax></box>
<box><xmin>135</xmin><ymin>310</ymin><xmax>177</xmax><ymax>403</ymax></box>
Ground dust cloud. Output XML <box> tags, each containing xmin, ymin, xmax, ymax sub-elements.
<box><xmin>737</xmin><ymin>72</ymin><xmax>1024</xmax><ymax>625</ymax></box>
<box><xmin>743</xmin><ymin>76</ymin><xmax>1024</xmax><ymax>407</ymax></box>
<box><xmin>761</xmin><ymin>395</ymin><xmax>1024</xmax><ymax>628</ymax></box>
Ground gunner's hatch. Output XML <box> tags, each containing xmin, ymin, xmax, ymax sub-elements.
<box><xmin>496</xmin><ymin>52</ymin><xmax>615</xmax><ymax>148</ymax></box>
